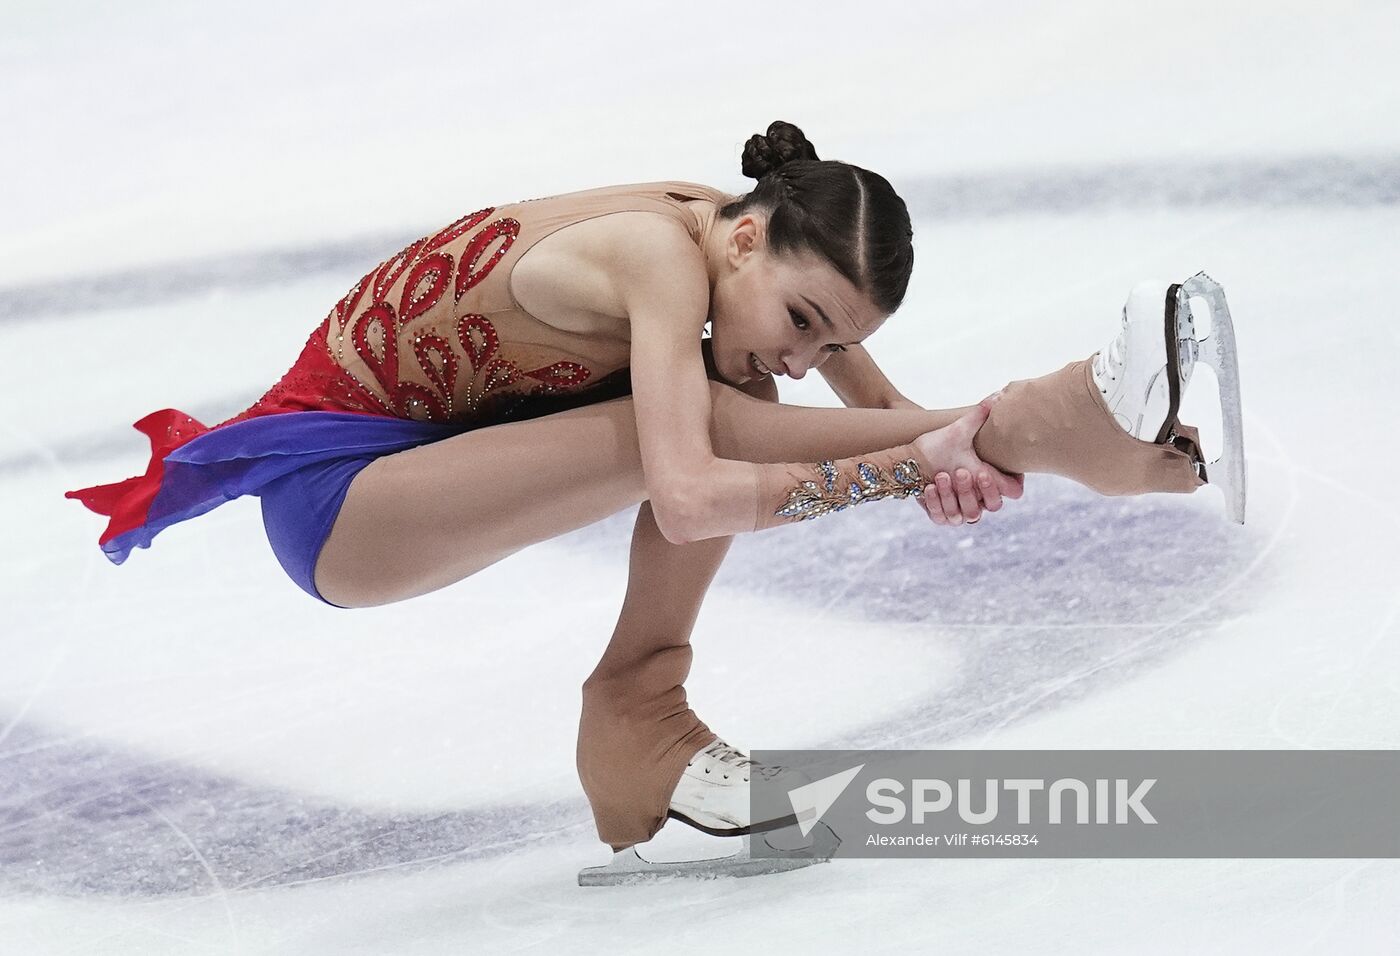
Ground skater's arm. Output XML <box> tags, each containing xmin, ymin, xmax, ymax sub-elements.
<box><xmin>817</xmin><ymin>342</ymin><xmax>919</xmax><ymax>410</ymax></box>
<box><xmin>621</xmin><ymin>221</ymin><xmax>977</xmax><ymax>543</ymax></box>
<box><xmin>622</xmin><ymin>224</ymin><xmax>760</xmax><ymax>544</ymax></box>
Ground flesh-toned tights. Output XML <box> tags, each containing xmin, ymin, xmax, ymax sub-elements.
<box><xmin>314</xmin><ymin>355</ymin><xmax>1204</xmax><ymax>849</ymax></box>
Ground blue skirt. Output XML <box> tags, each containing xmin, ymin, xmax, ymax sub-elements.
<box><xmin>82</xmin><ymin>411</ymin><xmax>468</xmax><ymax>607</ymax></box>
<box><xmin>256</xmin><ymin>414</ymin><xmax>465</xmax><ymax>606</ymax></box>
<box><xmin>67</xmin><ymin>362</ymin><xmax>637</xmax><ymax>607</ymax></box>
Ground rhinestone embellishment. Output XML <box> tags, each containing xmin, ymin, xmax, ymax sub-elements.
<box><xmin>775</xmin><ymin>457</ymin><xmax>925</xmax><ymax>520</ymax></box>
<box><xmin>216</xmin><ymin>200</ymin><xmax>613</xmax><ymax>429</ymax></box>
<box><xmin>317</xmin><ymin>205</ymin><xmax>598</xmax><ymax>424</ymax></box>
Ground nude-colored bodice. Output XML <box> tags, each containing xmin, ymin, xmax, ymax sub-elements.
<box><xmin>316</xmin><ymin>180</ymin><xmax>728</xmax><ymax>426</ymax></box>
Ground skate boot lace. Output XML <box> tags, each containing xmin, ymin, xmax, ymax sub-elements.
<box><xmin>1106</xmin><ymin>296</ymin><xmax>1196</xmax><ymax>386</ymax></box>
<box><xmin>703</xmin><ymin>740</ymin><xmax>754</xmax><ymax>769</ymax></box>
<box><xmin>1104</xmin><ymin>307</ymin><xmax>1128</xmax><ymax>381</ymax></box>
<box><xmin>1092</xmin><ymin>307</ymin><xmax>1129</xmax><ymax>393</ymax></box>
<box><xmin>692</xmin><ymin>740</ymin><xmax>789</xmax><ymax>781</ymax></box>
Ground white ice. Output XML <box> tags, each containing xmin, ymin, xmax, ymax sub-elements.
<box><xmin>2</xmin><ymin>0</ymin><xmax>1399</xmax><ymax>952</ymax></box>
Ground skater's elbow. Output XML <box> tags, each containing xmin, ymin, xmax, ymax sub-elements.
<box><xmin>650</xmin><ymin>458</ymin><xmax>754</xmax><ymax>543</ymax></box>
<box><xmin>650</xmin><ymin>477</ymin><xmax>710</xmax><ymax>545</ymax></box>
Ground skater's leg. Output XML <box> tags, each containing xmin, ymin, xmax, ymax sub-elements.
<box><xmin>704</xmin><ymin>359</ymin><xmax>1204</xmax><ymax>496</ymax></box>
<box><xmin>564</xmin><ymin>366</ymin><xmax>1201</xmax><ymax>851</ymax></box>
<box><xmin>315</xmin><ymin>352</ymin><xmax>1197</xmax><ymax>606</ymax></box>
<box><xmin>576</xmin><ymin>374</ymin><xmax>775</xmax><ymax>850</ymax></box>
<box><xmin>313</xmin><ymin>370</ymin><xmax>953</xmax><ymax>607</ymax></box>
<box><xmin>577</xmin><ymin>499</ymin><xmax>728</xmax><ymax>850</ymax></box>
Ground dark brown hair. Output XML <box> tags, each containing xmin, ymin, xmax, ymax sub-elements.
<box><xmin>719</xmin><ymin>120</ymin><xmax>915</xmax><ymax>316</ymax></box>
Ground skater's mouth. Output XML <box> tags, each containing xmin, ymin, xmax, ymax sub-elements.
<box><xmin>750</xmin><ymin>353</ymin><xmax>774</xmax><ymax>376</ymax></box>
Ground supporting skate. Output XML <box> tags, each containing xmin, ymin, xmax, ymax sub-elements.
<box><xmin>666</xmin><ymin>739</ymin><xmax>805</xmax><ymax>835</ymax></box>
<box><xmin>1093</xmin><ymin>271</ymin><xmax>1247</xmax><ymax>523</ymax></box>
<box><xmin>578</xmin><ymin>740</ymin><xmax>838</xmax><ymax>886</ymax></box>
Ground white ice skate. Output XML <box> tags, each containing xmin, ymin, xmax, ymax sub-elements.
<box><xmin>666</xmin><ymin>739</ymin><xmax>808</xmax><ymax>835</ymax></box>
<box><xmin>577</xmin><ymin>740</ymin><xmax>839</xmax><ymax>886</ymax></box>
<box><xmin>1092</xmin><ymin>272</ymin><xmax>1247</xmax><ymax>523</ymax></box>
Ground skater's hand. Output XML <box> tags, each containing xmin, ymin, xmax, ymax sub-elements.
<box><xmin>912</xmin><ymin>400</ymin><xmax>1025</xmax><ymax>527</ymax></box>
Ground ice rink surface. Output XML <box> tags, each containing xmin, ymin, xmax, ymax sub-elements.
<box><xmin>2</xmin><ymin>1</ymin><xmax>1398</xmax><ymax>951</ymax></box>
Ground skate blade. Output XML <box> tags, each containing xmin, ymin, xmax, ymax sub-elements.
<box><xmin>1181</xmin><ymin>272</ymin><xmax>1247</xmax><ymax>524</ymax></box>
<box><xmin>577</xmin><ymin>821</ymin><xmax>840</xmax><ymax>887</ymax></box>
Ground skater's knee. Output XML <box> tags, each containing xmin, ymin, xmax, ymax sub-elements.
<box><xmin>735</xmin><ymin>373</ymin><xmax>780</xmax><ymax>404</ymax></box>
<box><xmin>705</xmin><ymin>378</ymin><xmax>744</xmax><ymax>415</ymax></box>
<box><xmin>706</xmin><ymin>376</ymin><xmax>780</xmax><ymax>461</ymax></box>
<box><xmin>706</xmin><ymin>376</ymin><xmax>778</xmax><ymax>408</ymax></box>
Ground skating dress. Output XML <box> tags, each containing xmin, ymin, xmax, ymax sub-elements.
<box><xmin>65</xmin><ymin>181</ymin><xmax>729</xmax><ymax>606</ymax></box>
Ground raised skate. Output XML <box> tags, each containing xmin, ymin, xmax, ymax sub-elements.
<box><xmin>1093</xmin><ymin>271</ymin><xmax>1247</xmax><ymax>523</ymax></box>
<box><xmin>577</xmin><ymin>740</ymin><xmax>839</xmax><ymax>886</ymax></box>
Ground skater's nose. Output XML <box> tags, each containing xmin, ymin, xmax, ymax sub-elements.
<box><xmin>780</xmin><ymin>348</ymin><xmax>815</xmax><ymax>380</ymax></box>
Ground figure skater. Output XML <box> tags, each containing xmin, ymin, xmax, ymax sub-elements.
<box><xmin>65</xmin><ymin>120</ymin><xmax>1244</xmax><ymax>882</ymax></box>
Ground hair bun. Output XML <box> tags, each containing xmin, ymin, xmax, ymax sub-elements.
<box><xmin>740</xmin><ymin>120</ymin><xmax>821</xmax><ymax>180</ymax></box>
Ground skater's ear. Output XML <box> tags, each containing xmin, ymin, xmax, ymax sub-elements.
<box><xmin>723</xmin><ymin>213</ymin><xmax>766</xmax><ymax>269</ymax></box>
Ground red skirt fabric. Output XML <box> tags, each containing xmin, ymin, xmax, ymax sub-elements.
<box><xmin>63</xmin><ymin>323</ymin><xmax>396</xmax><ymax>562</ymax></box>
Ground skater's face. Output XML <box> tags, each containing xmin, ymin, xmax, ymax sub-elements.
<box><xmin>706</xmin><ymin>211</ymin><xmax>886</xmax><ymax>387</ymax></box>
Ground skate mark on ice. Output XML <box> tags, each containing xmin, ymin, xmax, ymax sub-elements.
<box><xmin>762</xmin><ymin>493</ymin><xmax>1266</xmax><ymax>748</ymax></box>
<box><xmin>0</xmin><ymin>231</ymin><xmax>417</xmax><ymax>325</ymax></box>
<box><xmin>0</xmin><ymin>715</ymin><xmax>595</xmax><ymax>898</ymax></box>
<box><xmin>1242</xmin><ymin>412</ymin><xmax>1400</xmax><ymax>751</ymax></box>
<box><xmin>567</xmin><ymin>476</ymin><xmax>1275</xmax><ymax>749</ymax></box>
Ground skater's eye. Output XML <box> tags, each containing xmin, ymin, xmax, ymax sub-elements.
<box><xmin>791</xmin><ymin>308</ymin><xmax>848</xmax><ymax>353</ymax></box>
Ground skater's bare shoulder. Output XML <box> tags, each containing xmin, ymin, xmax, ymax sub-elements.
<box><xmin>607</xmin><ymin>214</ymin><xmax>710</xmax><ymax>332</ymax></box>
<box><xmin>509</xmin><ymin>208</ymin><xmax>704</xmax><ymax>334</ymax></box>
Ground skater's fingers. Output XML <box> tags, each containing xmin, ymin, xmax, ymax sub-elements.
<box><xmin>953</xmin><ymin>468</ymin><xmax>983</xmax><ymax>524</ymax></box>
<box><xmin>992</xmin><ymin>469</ymin><xmax>1025</xmax><ymax>500</ymax></box>
<box><xmin>935</xmin><ymin>472</ymin><xmax>962</xmax><ymax>525</ymax></box>
<box><xmin>977</xmin><ymin>470</ymin><xmax>1003</xmax><ymax>512</ymax></box>
<box><xmin>919</xmin><ymin>480</ymin><xmax>951</xmax><ymax>524</ymax></box>
<box><xmin>920</xmin><ymin>485</ymin><xmax>948</xmax><ymax>525</ymax></box>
